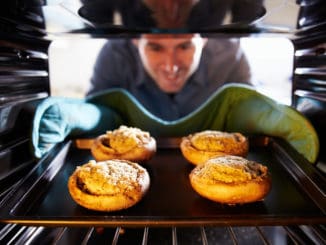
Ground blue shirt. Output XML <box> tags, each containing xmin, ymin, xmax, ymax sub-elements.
<box><xmin>87</xmin><ymin>38</ymin><xmax>252</xmax><ymax>120</ymax></box>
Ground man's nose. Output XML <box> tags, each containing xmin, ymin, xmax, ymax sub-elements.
<box><xmin>163</xmin><ymin>52</ymin><xmax>179</xmax><ymax>73</ymax></box>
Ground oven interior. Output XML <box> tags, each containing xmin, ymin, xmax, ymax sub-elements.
<box><xmin>0</xmin><ymin>0</ymin><xmax>325</xmax><ymax>244</ymax></box>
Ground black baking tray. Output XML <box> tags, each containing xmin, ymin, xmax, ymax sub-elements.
<box><xmin>0</xmin><ymin>136</ymin><xmax>325</xmax><ymax>227</ymax></box>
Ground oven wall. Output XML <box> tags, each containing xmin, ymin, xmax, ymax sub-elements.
<box><xmin>0</xmin><ymin>2</ymin><xmax>51</xmax><ymax>195</ymax></box>
<box><xmin>291</xmin><ymin>0</ymin><xmax>326</xmax><ymax>171</ymax></box>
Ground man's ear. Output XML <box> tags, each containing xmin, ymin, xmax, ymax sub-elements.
<box><xmin>132</xmin><ymin>39</ymin><xmax>139</xmax><ymax>47</ymax></box>
<box><xmin>202</xmin><ymin>37</ymin><xmax>208</xmax><ymax>47</ymax></box>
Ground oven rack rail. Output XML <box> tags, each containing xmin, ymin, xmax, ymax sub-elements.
<box><xmin>0</xmin><ymin>223</ymin><xmax>325</xmax><ymax>245</ymax></box>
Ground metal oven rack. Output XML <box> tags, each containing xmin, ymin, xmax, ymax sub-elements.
<box><xmin>1</xmin><ymin>223</ymin><xmax>326</xmax><ymax>244</ymax></box>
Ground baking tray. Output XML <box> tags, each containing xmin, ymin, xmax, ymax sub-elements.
<box><xmin>0</xmin><ymin>136</ymin><xmax>325</xmax><ymax>227</ymax></box>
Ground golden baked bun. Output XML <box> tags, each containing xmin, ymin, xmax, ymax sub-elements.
<box><xmin>180</xmin><ymin>130</ymin><xmax>249</xmax><ymax>165</ymax></box>
<box><xmin>189</xmin><ymin>155</ymin><xmax>271</xmax><ymax>204</ymax></box>
<box><xmin>91</xmin><ymin>125</ymin><xmax>156</xmax><ymax>162</ymax></box>
<box><xmin>68</xmin><ymin>159</ymin><xmax>150</xmax><ymax>212</ymax></box>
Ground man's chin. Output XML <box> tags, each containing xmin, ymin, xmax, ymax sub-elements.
<box><xmin>158</xmin><ymin>80</ymin><xmax>185</xmax><ymax>93</ymax></box>
<box><xmin>160</xmin><ymin>86</ymin><xmax>183</xmax><ymax>93</ymax></box>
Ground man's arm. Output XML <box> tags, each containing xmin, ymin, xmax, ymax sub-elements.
<box><xmin>227</xmin><ymin>42</ymin><xmax>252</xmax><ymax>84</ymax></box>
<box><xmin>205</xmin><ymin>38</ymin><xmax>252</xmax><ymax>86</ymax></box>
<box><xmin>86</xmin><ymin>40</ymin><xmax>137</xmax><ymax>95</ymax></box>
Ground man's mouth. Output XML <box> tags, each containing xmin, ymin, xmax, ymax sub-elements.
<box><xmin>163</xmin><ymin>70</ymin><xmax>183</xmax><ymax>83</ymax></box>
<box><xmin>158</xmin><ymin>73</ymin><xmax>185</xmax><ymax>92</ymax></box>
<box><xmin>165</xmin><ymin>73</ymin><xmax>178</xmax><ymax>81</ymax></box>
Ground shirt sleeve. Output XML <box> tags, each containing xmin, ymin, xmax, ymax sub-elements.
<box><xmin>205</xmin><ymin>38</ymin><xmax>252</xmax><ymax>86</ymax></box>
<box><xmin>86</xmin><ymin>40</ymin><xmax>137</xmax><ymax>95</ymax></box>
<box><xmin>227</xmin><ymin>43</ymin><xmax>252</xmax><ymax>84</ymax></box>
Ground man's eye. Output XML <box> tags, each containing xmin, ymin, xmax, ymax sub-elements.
<box><xmin>179</xmin><ymin>43</ymin><xmax>193</xmax><ymax>50</ymax></box>
<box><xmin>148</xmin><ymin>44</ymin><xmax>163</xmax><ymax>52</ymax></box>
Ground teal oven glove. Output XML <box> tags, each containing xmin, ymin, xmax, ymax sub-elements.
<box><xmin>32</xmin><ymin>97</ymin><xmax>122</xmax><ymax>158</ymax></box>
<box><xmin>87</xmin><ymin>84</ymin><xmax>319</xmax><ymax>163</ymax></box>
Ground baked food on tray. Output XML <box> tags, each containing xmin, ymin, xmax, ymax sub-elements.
<box><xmin>180</xmin><ymin>130</ymin><xmax>249</xmax><ymax>165</ymax></box>
<box><xmin>91</xmin><ymin>125</ymin><xmax>156</xmax><ymax>162</ymax></box>
<box><xmin>68</xmin><ymin>159</ymin><xmax>150</xmax><ymax>212</ymax></box>
<box><xmin>189</xmin><ymin>155</ymin><xmax>271</xmax><ymax>204</ymax></box>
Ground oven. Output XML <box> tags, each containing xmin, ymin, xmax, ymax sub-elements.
<box><xmin>0</xmin><ymin>0</ymin><xmax>325</xmax><ymax>244</ymax></box>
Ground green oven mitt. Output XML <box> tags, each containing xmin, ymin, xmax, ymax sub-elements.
<box><xmin>32</xmin><ymin>84</ymin><xmax>319</xmax><ymax>163</ymax></box>
<box><xmin>87</xmin><ymin>84</ymin><xmax>319</xmax><ymax>163</ymax></box>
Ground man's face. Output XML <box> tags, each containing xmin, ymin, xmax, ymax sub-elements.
<box><xmin>134</xmin><ymin>34</ymin><xmax>206</xmax><ymax>93</ymax></box>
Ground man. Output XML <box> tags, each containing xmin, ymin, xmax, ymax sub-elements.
<box><xmin>87</xmin><ymin>34</ymin><xmax>252</xmax><ymax>120</ymax></box>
